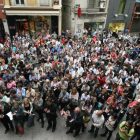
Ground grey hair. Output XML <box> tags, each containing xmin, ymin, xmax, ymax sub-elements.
<box><xmin>75</xmin><ymin>107</ymin><xmax>80</xmax><ymax>112</ymax></box>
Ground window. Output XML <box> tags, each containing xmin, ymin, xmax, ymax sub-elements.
<box><xmin>53</xmin><ymin>0</ymin><xmax>59</xmax><ymax>5</ymax></box>
<box><xmin>118</xmin><ymin>0</ymin><xmax>126</xmax><ymax>14</ymax></box>
<box><xmin>88</xmin><ymin>0</ymin><xmax>94</xmax><ymax>8</ymax></box>
<box><xmin>39</xmin><ymin>0</ymin><xmax>49</xmax><ymax>6</ymax></box>
<box><xmin>15</xmin><ymin>0</ymin><xmax>24</xmax><ymax>5</ymax></box>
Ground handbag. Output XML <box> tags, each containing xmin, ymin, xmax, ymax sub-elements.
<box><xmin>18</xmin><ymin>126</ymin><xmax>24</xmax><ymax>135</ymax></box>
<box><xmin>27</xmin><ymin>114</ymin><xmax>35</xmax><ymax>128</ymax></box>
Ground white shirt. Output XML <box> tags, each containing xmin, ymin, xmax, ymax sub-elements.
<box><xmin>92</xmin><ymin>110</ymin><xmax>104</xmax><ymax>128</ymax></box>
<box><xmin>77</xmin><ymin>67</ymin><xmax>84</xmax><ymax>76</ymax></box>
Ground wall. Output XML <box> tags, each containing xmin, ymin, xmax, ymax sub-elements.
<box><xmin>105</xmin><ymin>0</ymin><xmax>135</xmax><ymax>30</ymax></box>
<box><xmin>62</xmin><ymin>0</ymin><xmax>72</xmax><ymax>31</ymax></box>
<box><xmin>74</xmin><ymin>0</ymin><xmax>87</xmax><ymax>8</ymax></box>
<box><xmin>3</xmin><ymin>0</ymin><xmax>9</xmax><ymax>6</ymax></box>
<box><xmin>131</xmin><ymin>18</ymin><xmax>140</xmax><ymax>32</ymax></box>
<box><xmin>26</xmin><ymin>0</ymin><xmax>38</xmax><ymax>6</ymax></box>
<box><xmin>0</xmin><ymin>0</ymin><xmax>6</xmax><ymax>19</ymax></box>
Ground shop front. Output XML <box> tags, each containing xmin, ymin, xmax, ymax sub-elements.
<box><xmin>108</xmin><ymin>23</ymin><xmax>126</xmax><ymax>33</ymax></box>
<box><xmin>7</xmin><ymin>15</ymin><xmax>58</xmax><ymax>38</ymax></box>
<box><xmin>84</xmin><ymin>22</ymin><xmax>104</xmax><ymax>36</ymax></box>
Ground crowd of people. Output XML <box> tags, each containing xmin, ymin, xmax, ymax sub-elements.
<box><xmin>0</xmin><ymin>28</ymin><xmax>140</xmax><ymax>140</ymax></box>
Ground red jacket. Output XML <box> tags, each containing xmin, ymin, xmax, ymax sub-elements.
<box><xmin>97</xmin><ymin>76</ymin><xmax>106</xmax><ymax>85</ymax></box>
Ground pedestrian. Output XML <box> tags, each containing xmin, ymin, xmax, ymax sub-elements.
<box><xmin>44</xmin><ymin>97</ymin><xmax>57</xmax><ymax>132</ymax></box>
<box><xmin>88</xmin><ymin>110</ymin><xmax>104</xmax><ymax>138</ymax></box>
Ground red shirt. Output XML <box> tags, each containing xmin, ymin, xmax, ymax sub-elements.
<box><xmin>129</xmin><ymin>101</ymin><xmax>139</xmax><ymax>108</ymax></box>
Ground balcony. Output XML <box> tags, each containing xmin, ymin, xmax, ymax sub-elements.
<box><xmin>73</xmin><ymin>8</ymin><xmax>107</xmax><ymax>14</ymax></box>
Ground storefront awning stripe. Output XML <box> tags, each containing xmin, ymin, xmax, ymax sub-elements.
<box><xmin>5</xmin><ymin>10</ymin><xmax>60</xmax><ymax>15</ymax></box>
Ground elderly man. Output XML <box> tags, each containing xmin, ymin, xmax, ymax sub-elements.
<box><xmin>88</xmin><ymin>110</ymin><xmax>104</xmax><ymax>138</ymax></box>
<box><xmin>66</xmin><ymin>107</ymin><xmax>83</xmax><ymax>137</ymax></box>
<box><xmin>58</xmin><ymin>78</ymin><xmax>68</xmax><ymax>89</ymax></box>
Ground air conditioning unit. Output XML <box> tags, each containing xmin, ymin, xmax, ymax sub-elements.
<box><xmin>100</xmin><ymin>3</ymin><xmax>106</xmax><ymax>9</ymax></box>
<box><xmin>136</xmin><ymin>0</ymin><xmax>140</xmax><ymax>3</ymax></box>
<box><xmin>100</xmin><ymin>0</ymin><xmax>106</xmax><ymax>1</ymax></box>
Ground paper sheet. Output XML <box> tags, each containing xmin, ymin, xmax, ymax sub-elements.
<box><xmin>6</xmin><ymin>112</ymin><xmax>13</xmax><ymax>121</ymax></box>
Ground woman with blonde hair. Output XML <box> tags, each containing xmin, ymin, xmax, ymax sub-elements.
<box><xmin>51</xmin><ymin>77</ymin><xmax>59</xmax><ymax>89</ymax></box>
<box><xmin>69</xmin><ymin>87</ymin><xmax>79</xmax><ymax>108</ymax></box>
<box><xmin>22</xmin><ymin>98</ymin><xmax>33</xmax><ymax>121</ymax></box>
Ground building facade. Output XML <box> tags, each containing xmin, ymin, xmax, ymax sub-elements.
<box><xmin>62</xmin><ymin>0</ymin><xmax>109</xmax><ymax>37</ymax></box>
<box><xmin>4</xmin><ymin>0</ymin><xmax>62</xmax><ymax>38</ymax></box>
<box><xmin>129</xmin><ymin>0</ymin><xmax>140</xmax><ymax>33</ymax></box>
<box><xmin>0</xmin><ymin>0</ymin><xmax>7</xmax><ymax>41</ymax></box>
<box><xmin>106</xmin><ymin>0</ymin><xmax>135</xmax><ymax>33</ymax></box>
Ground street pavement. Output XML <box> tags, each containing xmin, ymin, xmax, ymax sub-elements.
<box><xmin>0</xmin><ymin>110</ymin><xmax>124</xmax><ymax>140</ymax></box>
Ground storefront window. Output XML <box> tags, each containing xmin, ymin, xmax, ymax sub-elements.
<box><xmin>84</xmin><ymin>22</ymin><xmax>104</xmax><ymax>37</ymax></box>
<box><xmin>28</xmin><ymin>16</ymin><xmax>51</xmax><ymax>37</ymax></box>
<box><xmin>16</xmin><ymin>22</ymin><xmax>29</xmax><ymax>35</ymax></box>
<box><xmin>108</xmin><ymin>23</ymin><xmax>126</xmax><ymax>32</ymax></box>
<box><xmin>118</xmin><ymin>0</ymin><xmax>126</xmax><ymax>14</ymax></box>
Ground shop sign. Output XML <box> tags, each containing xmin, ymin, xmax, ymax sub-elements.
<box><xmin>90</xmin><ymin>18</ymin><xmax>105</xmax><ymax>22</ymax></box>
<box><xmin>15</xmin><ymin>19</ymin><xmax>27</xmax><ymax>21</ymax></box>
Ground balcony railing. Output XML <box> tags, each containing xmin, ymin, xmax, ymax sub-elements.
<box><xmin>73</xmin><ymin>8</ymin><xmax>100</xmax><ymax>13</ymax></box>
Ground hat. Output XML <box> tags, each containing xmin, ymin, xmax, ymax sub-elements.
<box><xmin>137</xmin><ymin>99</ymin><xmax>140</xmax><ymax>103</ymax></box>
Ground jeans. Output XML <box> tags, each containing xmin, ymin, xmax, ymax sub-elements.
<box><xmin>130</xmin><ymin>131</ymin><xmax>140</xmax><ymax>140</ymax></box>
<box><xmin>103</xmin><ymin>126</ymin><xmax>113</xmax><ymax>140</ymax></box>
<box><xmin>14</xmin><ymin>119</ymin><xmax>24</xmax><ymax>133</ymax></box>
<box><xmin>35</xmin><ymin>109</ymin><xmax>44</xmax><ymax>124</ymax></box>
<box><xmin>90</xmin><ymin>125</ymin><xmax>99</xmax><ymax>137</ymax></box>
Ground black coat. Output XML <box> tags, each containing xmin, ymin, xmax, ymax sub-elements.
<box><xmin>0</xmin><ymin>104</ymin><xmax>11</xmax><ymax>115</ymax></box>
<box><xmin>70</xmin><ymin>112</ymin><xmax>83</xmax><ymax>129</ymax></box>
<box><xmin>44</xmin><ymin>102</ymin><xmax>57</xmax><ymax>120</ymax></box>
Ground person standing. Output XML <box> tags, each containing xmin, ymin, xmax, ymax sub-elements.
<box><xmin>130</xmin><ymin>119</ymin><xmax>140</xmax><ymax>140</ymax></box>
<box><xmin>11</xmin><ymin>102</ymin><xmax>24</xmax><ymax>134</ymax></box>
<box><xmin>44</xmin><ymin>98</ymin><xmax>57</xmax><ymax>132</ymax></box>
<box><xmin>88</xmin><ymin>110</ymin><xmax>104</xmax><ymax>138</ymax></box>
<box><xmin>66</xmin><ymin>107</ymin><xmax>83</xmax><ymax>137</ymax></box>
<box><xmin>0</xmin><ymin>103</ymin><xmax>14</xmax><ymax>134</ymax></box>
<box><xmin>32</xmin><ymin>93</ymin><xmax>44</xmax><ymax>128</ymax></box>
<box><xmin>100</xmin><ymin>113</ymin><xmax>117</xmax><ymax>140</ymax></box>
<box><xmin>115</xmin><ymin>120</ymin><xmax>134</xmax><ymax>140</ymax></box>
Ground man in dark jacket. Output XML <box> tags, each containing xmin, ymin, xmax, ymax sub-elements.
<box><xmin>66</xmin><ymin>107</ymin><xmax>83</xmax><ymax>137</ymax></box>
<box><xmin>130</xmin><ymin>119</ymin><xmax>140</xmax><ymax>140</ymax></box>
<box><xmin>0</xmin><ymin>103</ymin><xmax>14</xmax><ymax>134</ymax></box>
<box><xmin>44</xmin><ymin>97</ymin><xmax>57</xmax><ymax>132</ymax></box>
